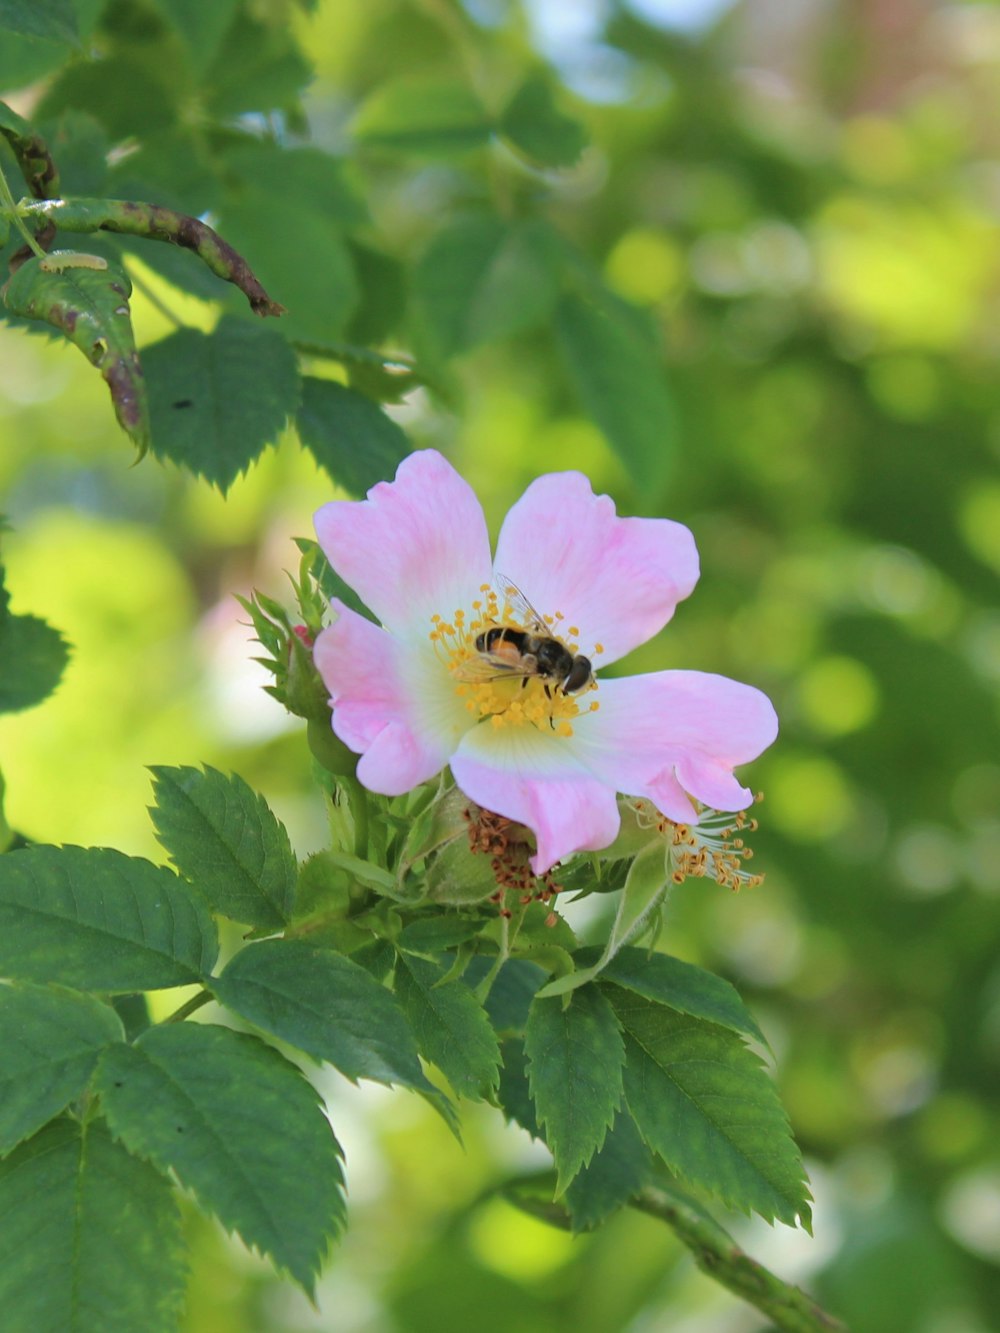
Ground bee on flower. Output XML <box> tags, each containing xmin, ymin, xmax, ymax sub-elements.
<box><xmin>312</xmin><ymin>450</ymin><xmax>777</xmax><ymax>876</ymax></box>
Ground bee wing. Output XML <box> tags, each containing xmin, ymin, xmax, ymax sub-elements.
<box><xmin>453</xmin><ymin>650</ymin><xmax>537</xmax><ymax>684</ymax></box>
<box><xmin>493</xmin><ymin>572</ymin><xmax>548</xmax><ymax>634</ymax></box>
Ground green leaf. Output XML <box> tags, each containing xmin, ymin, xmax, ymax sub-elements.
<box><xmin>95</xmin><ymin>1023</ymin><xmax>345</xmax><ymax>1295</ymax></box>
<box><xmin>496</xmin><ymin>1037</ymin><xmax>540</xmax><ymax>1139</ymax></box>
<box><xmin>0</xmin><ymin>983</ymin><xmax>123</xmax><ymax>1157</ymax></box>
<box><xmin>563</xmin><ymin>1109</ymin><xmax>654</xmax><ymax>1232</ymax></box>
<box><xmin>143</xmin><ymin>317</ymin><xmax>300</xmax><ymax>491</ymax></box>
<box><xmin>554</xmin><ymin>290</ymin><xmax>677</xmax><ymax>492</ymax></box>
<box><xmin>594</xmin><ymin>946</ymin><xmax>769</xmax><ymax>1048</ymax></box>
<box><xmin>0</xmin><ymin>846</ymin><xmax>219</xmax><ymax>991</ymax></box>
<box><xmin>221</xmin><ymin>143</ymin><xmax>368</xmax><ymax>231</ymax></box>
<box><xmin>211</xmin><ymin>939</ymin><xmax>434</xmax><ymax>1092</ymax></box>
<box><xmin>397</xmin><ymin>916</ymin><xmax>486</xmax><ymax>955</ymax></box>
<box><xmin>353</xmin><ymin>77</ymin><xmax>493</xmax><ymax>156</ymax></box>
<box><xmin>147</xmin><ymin>0</ymin><xmax>239</xmax><ymax>77</ymax></box>
<box><xmin>297</xmin><ymin>378</ymin><xmax>411</xmax><ymax>496</ymax></box>
<box><xmin>0</xmin><ymin>0</ymin><xmax>77</xmax><ymax>45</ymax></box>
<box><xmin>37</xmin><ymin>56</ymin><xmax>178</xmax><ymax>140</ymax></box>
<box><xmin>465</xmin><ymin>957</ymin><xmax>546</xmax><ymax>1036</ymax></box>
<box><xmin>413</xmin><ymin>217</ymin><xmax>562</xmax><ymax>361</ymax></box>
<box><xmin>609</xmin><ymin>988</ymin><xmax>812</xmax><ymax>1228</ymax></box>
<box><xmin>499</xmin><ymin>71</ymin><xmax>588</xmax><ymax>167</ymax></box>
<box><xmin>0</xmin><ymin>1117</ymin><xmax>185</xmax><ymax>1333</ymax></box>
<box><xmin>148</xmin><ymin>765</ymin><xmax>296</xmax><ymax>929</ymax></box>
<box><xmin>524</xmin><ymin>986</ymin><xmax>625</xmax><ymax>1192</ymax></box>
<box><xmin>2</xmin><ymin>254</ymin><xmax>150</xmax><ymax>452</ymax></box>
<box><xmin>0</xmin><ymin>593</ymin><xmax>69</xmax><ymax>713</ymax></box>
<box><xmin>201</xmin><ymin>10</ymin><xmax>313</xmax><ymax>115</ymax></box>
<box><xmin>394</xmin><ymin>954</ymin><xmax>501</xmax><ymax>1101</ymax></box>
<box><xmin>536</xmin><ymin>841</ymin><xmax>671</xmax><ymax>997</ymax></box>
<box><xmin>216</xmin><ymin>199</ymin><xmax>358</xmax><ymax>342</ymax></box>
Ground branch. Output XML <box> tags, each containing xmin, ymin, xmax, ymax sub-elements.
<box><xmin>17</xmin><ymin>197</ymin><xmax>285</xmax><ymax>317</ymax></box>
<box><xmin>633</xmin><ymin>1186</ymin><xmax>847</xmax><ymax>1333</ymax></box>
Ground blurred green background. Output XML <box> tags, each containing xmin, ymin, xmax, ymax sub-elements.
<box><xmin>3</xmin><ymin>0</ymin><xmax>1000</xmax><ymax>1329</ymax></box>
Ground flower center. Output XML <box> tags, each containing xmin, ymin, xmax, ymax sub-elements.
<box><xmin>428</xmin><ymin>583</ymin><xmax>601</xmax><ymax>738</ymax></box>
<box><xmin>630</xmin><ymin>798</ymin><xmax>765</xmax><ymax>891</ymax></box>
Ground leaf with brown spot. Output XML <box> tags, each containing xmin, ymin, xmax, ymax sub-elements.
<box><xmin>2</xmin><ymin>252</ymin><xmax>149</xmax><ymax>455</ymax></box>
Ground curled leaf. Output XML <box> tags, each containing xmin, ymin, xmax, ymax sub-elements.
<box><xmin>2</xmin><ymin>252</ymin><xmax>149</xmax><ymax>454</ymax></box>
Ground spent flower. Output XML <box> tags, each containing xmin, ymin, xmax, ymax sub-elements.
<box><xmin>313</xmin><ymin>450</ymin><xmax>777</xmax><ymax>875</ymax></box>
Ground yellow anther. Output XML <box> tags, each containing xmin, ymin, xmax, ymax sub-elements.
<box><xmin>589</xmin><ymin>701</ymin><xmax>600</xmax><ymax>712</ymax></box>
<box><xmin>594</xmin><ymin>643</ymin><xmax>604</xmax><ymax>654</ymax></box>
<box><xmin>557</xmin><ymin>722</ymin><xmax>573</xmax><ymax>737</ymax></box>
<box><xmin>568</xmin><ymin>626</ymin><xmax>579</xmax><ymax>637</ymax></box>
<box><xmin>432</xmin><ymin>613</ymin><xmax>441</xmax><ymax>623</ymax></box>
<box><xmin>543</xmin><ymin>614</ymin><xmax>554</xmax><ymax>625</ymax></box>
<box><xmin>480</xmin><ymin>584</ymin><xmax>491</xmax><ymax>593</ymax></box>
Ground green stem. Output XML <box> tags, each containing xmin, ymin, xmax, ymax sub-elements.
<box><xmin>163</xmin><ymin>990</ymin><xmax>212</xmax><ymax>1024</ymax></box>
<box><xmin>0</xmin><ymin>164</ymin><xmax>43</xmax><ymax>258</ymax></box>
<box><xmin>342</xmin><ymin>775</ymin><xmax>370</xmax><ymax>860</ymax></box>
<box><xmin>633</xmin><ymin>1187</ymin><xmax>846</xmax><ymax>1333</ymax></box>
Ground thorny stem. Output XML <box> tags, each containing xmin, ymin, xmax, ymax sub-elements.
<box><xmin>0</xmin><ymin>159</ymin><xmax>43</xmax><ymax>259</ymax></box>
<box><xmin>163</xmin><ymin>990</ymin><xmax>213</xmax><ymax>1024</ymax></box>
<box><xmin>633</xmin><ymin>1187</ymin><xmax>847</xmax><ymax>1333</ymax></box>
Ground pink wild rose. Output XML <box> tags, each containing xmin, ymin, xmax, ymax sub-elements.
<box><xmin>313</xmin><ymin>450</ymin><xmax>777</xmax><ymax>875</ymax></box>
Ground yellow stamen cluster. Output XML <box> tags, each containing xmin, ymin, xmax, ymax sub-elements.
<box><xmin>428</xmin><ymin>584</ymin><xmax>598</xmax><ymax>738</ymax></box>
<box><xmin>631</xmin><ymin>796</ymin><xmax>764</xmax><ymax>891</ymax></box>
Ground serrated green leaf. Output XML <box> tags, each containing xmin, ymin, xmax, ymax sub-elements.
<box><xmin>2</xmin><ymin>254</ymin><xmax>149</xmax><ymax>452</ymax></box>
<box><xmin>353</xmin><ymin>77</ymin><xmax>493</xmax><ymax>156</ymax></box>
<box><xmin>0</xmin><ymin>846</ymin><xmax>219</xmax><ymax>991</ymax></box>
<box><xmin>0</xmin><ymin>1117</ymin><xmax>185</xmax><ymax>1333</ymax></box>
<box><xmin>37</xmin><ymin>55</ymin><xmax>178</xmax><ymax>143</ymax></box>
<box><xmin>592</xmin><ymin>946</ymin><xmax>769</xmax><ymax>1048</ymax></box>
<box><xmin>394</xmin><ymin>954</ymin><xmax>501</xmax><ymax>1101</ymax></box>
<box><xmin>563</xmin><ymin>1109</ymin><xmax>654</xmax><ymax>1232</ymax></box>
<box><xmin>499</xmin><ymin>71</ymin><xmax>588</xmax><ymax>167</ymax></box>
<box><xmin>524</xmin><ymin>986</ymin><xmax>625</xmax><ymax>1192</ymax></box>
<box><xmin>413</xmin><ymin>217</ymin><xmax>562</xmax><ymax>361</ymax></box>
<box><xmin>148</xmin><ymin>765</ymin><xmax>296</xmax><ymax>929</ymax></box>
<box><xmin>216</xmin><ymin>199</ymin><xmax>358</xmax><ymax>342</ymax></box>
<box><xmin>554</xmin><ymin>290</ymin><xmax>677</xmax><ymax>492</ymax></box>
<box><xmin>496</xmin><ymin>1037</ymin><xmax>541</xmax><ymax>1138</ymax></box>
<box><xmin>0</xmin><ymin>983</ymin><xmax>123</xmax><ymax>1157</ymax></box>
<box><xmin>0</xmin><ymin>0</ymin><xmax>77</xmax><ymax>45</ymax></box>
<box><xmin>211</xmin><ymin>939</ymin><xmax>434</xmax><ymax>1092</ymax></box>
<box><xmin>609</xmin><ymin>988</ymin><xmax>812</xmax><ymax>1228</ymax></box>
<box><xmin>397</xmin><ymin>916</ymin><xmax>486</xmax><ymax>955</ymax></box>
<box><xmin>465</xmin><ymin>957</ymin><xmax>546</xmax><ymax>1036</ymax></box>
<box><xmin>297</xmin><ymin>378</ymin><xmax>411</xmax><ymax>496</ymax></box>
<box><xmin>537</xmin><ymin>842</ymin><xmax>671</xmax><ymax>998</ymax></box>
<box><xmin>144</xmin><ymin>317</ymin><xmax>300</xmax><ymax>491</ymax></box>
<box><xmin>0</xmin><ymin>605</ymin><xmax>69</xmax><ymax>713</ymax></box>
<box><xmin>95</xmin><ymin>1023</ymin><xmax>345</xmax><ymax>1295</ymax></box>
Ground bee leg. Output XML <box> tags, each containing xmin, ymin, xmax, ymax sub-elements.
<box><xmin>520</xmin><ymin>677</ymin><xmax>529</xmax><ymax>691</ymax></box>
<box><xmin>543</xmin><ymin>684</ymin><xmax>552</xmax><ymax>699</ymax></box>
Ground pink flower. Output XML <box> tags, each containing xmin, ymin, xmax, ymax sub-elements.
<box><xmin>313</xmin><ymin>450</ymin><xmax>777</xmax><ymax>875</ymax></box>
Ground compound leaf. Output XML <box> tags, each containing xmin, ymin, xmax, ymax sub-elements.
<box><xmin>297</xmin><ymin>378</ymin><xmax>411</xmax><ymax>496</ymax></box>
<box><xmin>96</xmin><ymin>1023</ymin><xmax>345</xmax><ymax>1295</ymax></box>
<box><xmin>149</xmin><ymin>765</ymin><xmax>296</xmax><ymax>929</ymax></box>
<box><xmin>524</xmin><ymin>986</ymin><xmax>624</xmax><ymax>1193</ymax></box>
<box><xmin>143</xmin><ymin>316</ymin><xmax>299</xmax><ymax>491</ymax></box>
<box><xmin>0</xmin><ymin>982</ymin><xmax>123</xmax><ymax>1157</ymax></box>
<box><xmin>394</xmin><ymin>954</ymin><xmax>501</xmax><ymax>1101</ymax></box>
<box><xmin>212</xmin><ymin>939</ymin><xmax>434</xmax><ymax>1092</ymax></box>
<box><xmin>0</xmin><ymin>1117</ymin><xmax>185</xmax><ymax>1333</ymax></box>
<box><xmin>609</xmin><ymin>987</ymin><xmax>812</xmax><ymax>1229</ymax></box>
<box><xmin>0</xmin><ymin>846</ymin><xmax>218</xmax><ymax>991</ymax></box>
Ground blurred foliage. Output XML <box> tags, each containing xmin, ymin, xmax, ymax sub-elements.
<box><xmin>2</xmin><ymin>0</ymin><xmax>1000</xmax><ymax>1329</ymax></box>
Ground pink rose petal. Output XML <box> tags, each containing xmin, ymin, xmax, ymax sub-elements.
<box><xmin>492</xmin><ymin>471</ymin><xmax>699</xmax><ymax>666</ymax></box>
<box><xmin>314</xmin><ymin>602</ymin><xmax>471</xmax><ymax>795</ymax></box>
<box><xmin>451</xmin><ymin>723</ymin><xmax>621</xmax><ymax>874</ymax></box>
<box><xmin>314</xmin><ymin>450</ymin><xmax>493</xmax><ymax>637</ymax></box>
<box><xmin>567</xmin><ymin>670</ymin><xmax>778</xmax><ymax>816</ymax></box>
